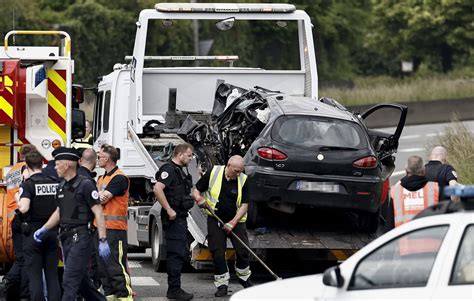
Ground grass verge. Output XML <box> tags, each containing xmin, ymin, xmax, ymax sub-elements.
<box><xmin>427</xmin><ymin>119</ymin><xmax>474</xmax><ymax>184</ymax></box>
<box><xmin>320</xmin><ymin>70</ymin><xmax>474</xmax><ymax>106</ymax></box>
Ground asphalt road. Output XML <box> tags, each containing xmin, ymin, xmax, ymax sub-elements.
<box><xmin>385</xmin><ymin>120</ymin><xmax>474</xmax><ymax>184</ymax></box>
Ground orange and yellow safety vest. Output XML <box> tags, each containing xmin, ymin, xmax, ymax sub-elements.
<box><xmin>390</xmin><ymin>181</ymin><xmax>439</xmax><ymax>227</ymax></box>
<box><xmin>96</xmin><ymin>168</ymin><xmax>129</xmax><ymax>230</ymax></box>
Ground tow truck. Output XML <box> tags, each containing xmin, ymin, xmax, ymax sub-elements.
<box><xmin>92</xmin><ymin>2</ymin><xmax>391</xmax><ymax>271</ymax></box>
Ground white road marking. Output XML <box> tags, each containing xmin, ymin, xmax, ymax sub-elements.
<box><xmin>398</xmin><ymin>148</ymin><xmax>425</xmax><ymax>153</ymax></box>
<box><xmin>131</xmin><ymin>276</ymin><xmax>160</xmax><ymax>286</ymax></box>
<box><xmin>392</xmin><ymin>170</ymin><xmax>406</xmax><ymax>177</ymax></box>
<box><xmin>128</xmin><ymin>260</ymin><xmax>142</xmax><ymax>268</ymax></box>
<box><xmin>400</xmin><ymin>134</ymin><xmax>420</xmax><ymax>140</ymax></box>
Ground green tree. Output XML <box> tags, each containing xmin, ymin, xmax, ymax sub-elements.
<box><xmin>369</xmin><ymin>0</ymin><xmax>473</xmax><ymax>73</ymax></box>
<box><xmin>293</xmin><ymin>0</ymin><xmax>372</xmax><ymax>80</ymax></box>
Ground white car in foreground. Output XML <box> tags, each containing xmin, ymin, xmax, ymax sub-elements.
<box><xmin>232</xmin><ymin>212</ymin><xmax>474</xmax><ymax>300</ymax></box>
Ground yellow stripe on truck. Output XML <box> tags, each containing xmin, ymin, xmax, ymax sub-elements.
<box><xmin>48</xmin><ymin>117</ymin><xmax>66</xmax><ymax>143</ymax></box>
<box><xmin>0</xmin><ymin>96</ymin><xmax>13</xmax><ymax>119</ymax></box>
<box><xmin>47</xmin><ymin>90</ymin><xmax>67</xmax><ymax>120</ymax></box>
<box><xmin>47</xmin><ymin>69</ymin><xmax>66</xmax><ymax>94</ymax></box>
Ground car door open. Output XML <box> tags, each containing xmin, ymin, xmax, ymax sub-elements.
<box><xmin>360</xmin><ymin>103</ymin><xmax>408</xmax><ymax>162</ymax></box>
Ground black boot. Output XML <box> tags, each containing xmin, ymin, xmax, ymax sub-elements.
<box><xmin>215</xmin><ymin>285</ymin><xmax>228</xmax><ymax>297</ymax></box>
<box><xmin>166</xmin><ymin>287</ymin><xmax>194</xmax><ymax>300</ymax></box>
<box><xmin>238</xmin><ymin>278</ymin><xmax>254</xmax><ymax>288</ymax></box>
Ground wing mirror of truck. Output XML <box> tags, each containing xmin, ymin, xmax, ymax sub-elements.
<box><xmin>71</xmin><ymin>108</ymin><xmax>86</xmax><ymax>140</ymax></box>
<box><xmin>216</xmin><ymin>17</ymin><xmax>235</xmax><ymax>31</ymax></box>
<box><xmin>322</xmin><ymin>265</ymin><xmax>344</xmax><ymax>288</ymax></box>
<box><xmin>72</xmin><ymin>84</ymin><xmax>85</xmax><ymax>104</ymax></box>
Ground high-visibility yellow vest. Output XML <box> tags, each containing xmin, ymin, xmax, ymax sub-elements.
<box><xmin>391</xmin><ymin>181</ymin><xmax>439</xmax><ymax>227</ymax></box>
<box><xmin>71</xmin><ymin>133</ymin><xmax>93</xmax><ymax>149</ymax></box>
<box><xmin>203</xmin><ymin>165</ymin><xmax>248</xmax><ymax>223</ymax></box>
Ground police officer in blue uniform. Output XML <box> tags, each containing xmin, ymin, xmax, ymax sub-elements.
<box><xmin>153</xmin><ymin>143</ymin><xmax>195</xmax><ymax>300</ymax></box>
<box><xmin>33</xmin><ymin>147</ymin><xmax>110</xmax><ymax>301</ymax></box>
<box><xmin>17</xmin><ymin>151</ymin><xmax>61</xmax><ymax>301</ymax></box>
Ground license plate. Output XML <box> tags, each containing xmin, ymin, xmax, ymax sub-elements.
<box><xmin>296</xmin><ymin>181</ymin><xmax>340</xmax><ymax>193</ymax></box>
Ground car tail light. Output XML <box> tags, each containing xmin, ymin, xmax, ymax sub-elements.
<box><xmin>257</xmin><ymin>147</ymin><xmax>288</xmax><ymax>161</ymax></box>
<box><xmin>353</xmin><ymin>156</ymin><xmax>377</xmax><ymax>169</ymax></box>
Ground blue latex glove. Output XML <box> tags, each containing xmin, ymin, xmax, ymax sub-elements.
<box><xmin>33</xmin><ymin>227</ymin><xmax>48</xmax><ymax>243</ymax></box>
<box><xmin>98</xmin><ymin>240</ymin><xmax>111</xmax><ymax>260</ymax></box>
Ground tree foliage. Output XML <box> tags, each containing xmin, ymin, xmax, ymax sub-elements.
<box><xmin>369</xmin><ymin>0</ymin><xmax>473</xmax><ymax>73</ymax></box>
<box><xmin>0</xmin><ymin>0</ymin><xmax>471</xmax><ymax>86</ymax></box>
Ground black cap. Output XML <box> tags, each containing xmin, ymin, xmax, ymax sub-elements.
<box><xmin>52</xmin><ymin>147</ymin><xmax>81</xmax><ymax>161</ymax></box>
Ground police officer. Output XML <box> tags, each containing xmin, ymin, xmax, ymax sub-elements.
<box><xmin>425</xmin><ymin>146</ymin><xmax>459</xmax><ymax>201</ymax></box>
<box><xmin>78</xmin><ymin>148</ymin><xmax>97</xmax><ymax>181</ymax></box>
<box><xmin>1</xmin><ymin>144</ymin><xmax>36</xmax><ymax>300</ymax></box>
<box><xmin>76</xmin><ymin>148</ymin><xmax>100</xmax><ymax>289</ymax></box>
<box><xmin>33</xmin><ymin>147</ymin><xmax>110</xmax><ymax>301</ymax></box>
<box><xmin>96</xmin><ymin>144</ymin><xmax>133</xmax><ymax>300</ymax></box>
<box><xmin>153</xmin><ymin>143</ymin><xmax>194</xmax><ymax>300</ymax></box>
<box><xmin>17</xmin><ymin>151</ymin><xmax>61</xmax><ymax>301</ymax></box>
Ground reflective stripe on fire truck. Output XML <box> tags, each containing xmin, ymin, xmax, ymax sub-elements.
<box><xmin>47</xmin><ymin>69</ymin><xmax>66</xmax><ymax>143</ymax></box>
<box><xmin>0</xmin><ymin>75</ymin><xmax>14</xmax><ymax>120</ymax></box>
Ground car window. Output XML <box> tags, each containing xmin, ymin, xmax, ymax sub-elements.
<box><xmin>450</xmin><ymin>224</ymin><xmax>474</xmax><ymax>285</ymax></box>
<box><xmin>272</xmin><ymin>116</ymin><xmax>367</xmax><ymax>149</ymax></box>
<box><xmin>349</xmin><ymin>225</ymin><xmax>449</xmax><ymax>290</ymax></box>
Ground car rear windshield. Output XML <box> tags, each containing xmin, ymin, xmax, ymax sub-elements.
<box><xmin>271</xmin><ymin>115</ymin><xmax>368</xmax><ymax>149</ymax></box>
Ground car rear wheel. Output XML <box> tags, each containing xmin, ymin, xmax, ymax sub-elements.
<box><xmin>358</xmin><ymin>206</ymin><xmax>381</xmax><ymax>233</ymax></box>
<box><xmin>151</xmin><ymin>221</ymin><xmax>163</xmax><ymax>272</ymax></box>
<box><xmin>381</xmin><ymin>194</ymin><xmax>395</xmax><ymax>233</ymax></box>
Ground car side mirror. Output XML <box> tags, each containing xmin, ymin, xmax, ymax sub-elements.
<box><xmin>322</xmin><ymin>266</ymin><xmax>344</xmax><ymax>288</ymax></box>
<box><xmin>71</xmin><ymin>108</ymin><xmax>86</xmax><ymax>140</ymax></box>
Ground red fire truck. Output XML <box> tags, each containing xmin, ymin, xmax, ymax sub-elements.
<box><xmin>0</xmin><ymin>30</ymin><xmax>85</xmax><ymax>266</ymax></box>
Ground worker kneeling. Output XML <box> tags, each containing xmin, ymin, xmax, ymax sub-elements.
<box><xmin>193</xmin><ymin>155</ymin><xmax>253</xmax><ymax>298</ymax></box>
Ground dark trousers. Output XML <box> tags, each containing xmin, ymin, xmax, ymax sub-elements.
<box><xmin>94</xmin><ymin>229</ymin><xmax>133</xmax><ymax>298</ymax></box>
<box><xmin>207</xmin><ymin>217</ymin><xmax>250</xmax><ymax>275</ymax></box>
<box><xmin>23</xmin><ymin>226</ymin><xmax>61</xmax><ymax>301</ymax></box>
<box><xmin>5</xmin><ymin>216</ymin><xmax>29</xmax><ymax>299</ymax></box>
<box><xmin>61</xmin><ymin>231</ymin><xmax>105</xmax><ymax>301</ymax></box>
<box><xmin>88</xmin><ymin>245</ymin><xmax>101</xmax><ymax>289</ymax></box>
<box><xmin>164</xmin><ymin>216</ymin><xmax>188</xmax><ymax>288</ymax></box>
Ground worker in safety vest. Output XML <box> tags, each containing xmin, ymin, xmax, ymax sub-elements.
<box><xmin>1</xmin><ymin>144</ymin><xmax>36</xmax><ymax>299</ymax></box>
<box><xmin>72</xmin><ymin>120</ymin><xmax>93</xmax><ymax>150</ymax></box>
<box><xmin>96</xmin><ymin>144</ymin><xmax>133</xmax><ymax>301</ymax></box>
<box><xmin>391</xmin><ymin>155</ymin><xmax>439</xmax><ymax>227</ymax></box>
<box><xmin>193</xmin><ymin>155</ymin><xmax>253</xmax><ymax>298</ymax></box>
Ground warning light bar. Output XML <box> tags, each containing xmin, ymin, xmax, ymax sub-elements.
<box><xmin>155</xmin><ymin>3</ymin><xmax>296</xmax><ymax>13</ymax></box>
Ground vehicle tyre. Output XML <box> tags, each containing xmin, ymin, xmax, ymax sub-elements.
<box><xmin>381</xmin><ymin>194</ymin><xmax>395</xmax><ymax>233</ymax></box>
<box><xmin>151</xmin><ymin>221</ymin><xmax>163</xmax><ymax>272</ymax></box>
<box><xmin>246</xmin><ymin>201</ymin><xmax>259</xmax><ymax>229</ymax></box>
<box><xmin>358</xmin><ymin>206</ymin><xmax>381</xmax><ymax>233</ymax></box>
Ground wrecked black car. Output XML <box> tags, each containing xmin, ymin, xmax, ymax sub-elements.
<box><xmin>179</xmin><ymin>83</ymin><xmax>407</xmax><ymax>232</ymax></box>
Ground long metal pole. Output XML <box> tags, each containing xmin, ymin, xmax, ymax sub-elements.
<box><xmin>206</xmin><ymin>205</ymin><xmax>282</xmax><ymax>281</ymax></box>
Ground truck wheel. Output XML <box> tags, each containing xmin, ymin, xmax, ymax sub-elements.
<box><xmin>151</xmin><ymin>222</ymin><xmax>163</xmax><ymax>272</ymax></box>
<box><xmin>358</xmin><ymin>207</ymin><xmax>380</xmax><ymax>233</ymax></box>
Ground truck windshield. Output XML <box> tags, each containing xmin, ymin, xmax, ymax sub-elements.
<box><xmin>145</xmin><ymin>19</ymin><xmax>301</xmax><ymax>70</ymax></box>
